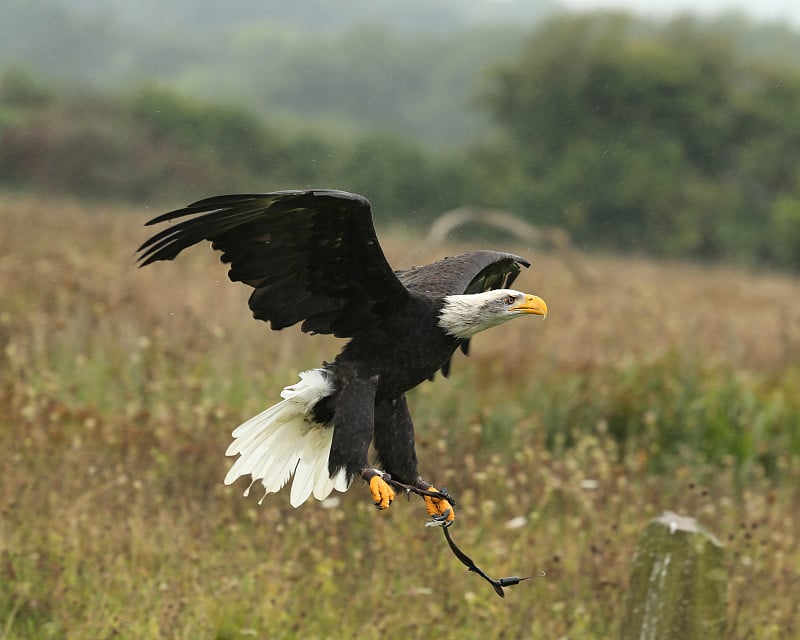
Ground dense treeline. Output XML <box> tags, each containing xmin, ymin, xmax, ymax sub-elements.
<box><xmin>0</xmin><ymin>74</ymin><xmax>468</xmax><ymax>224</ymax></box>
<box><xmin>482</xmin><ymin>13</ymin><xmax>800</xmax><ymax>266</ymax></box>
<box><xmin>2</xmin><ymin>12</ymin><xmax>800</xmax><ymax>268</ymax></box>
<box><xmin>0</xmin><ymin>0</ymin><xmax>541</xmax><ymax>143</ymax></box>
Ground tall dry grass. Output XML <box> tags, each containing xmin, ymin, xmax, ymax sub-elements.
<box><xmin>1</xmin><ymin>193</ymin><xmax>798</xmax><ymax>639</ymax></box>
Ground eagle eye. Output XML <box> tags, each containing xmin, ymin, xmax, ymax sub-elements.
<box><xmin>504</xmin><ymin>294</ymin><xmax>516</xmax><ymax>306</ymax></box>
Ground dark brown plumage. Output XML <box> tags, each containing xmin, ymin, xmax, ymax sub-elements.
<box><xmin>137</xmin><ymin>189</ymin><xmax>546</xmax><ymax>516</ymax></box>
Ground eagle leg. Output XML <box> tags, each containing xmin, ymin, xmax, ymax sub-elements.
<box><xmin>371</xmin><ymin>395</ymin><xmax>455</xmax><ymax>522</ymax></box>
<box><xmin>361</xmin><ymin>468</ymin><xmax>396</xmax><ymax>510</ymax></box>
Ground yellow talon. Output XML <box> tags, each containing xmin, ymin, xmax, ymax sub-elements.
<box><xmin>369</xmin><ymin>475</ymin><xmax>396</xmax><ymax>510</ymax></box>
<box><xmin>424</xmin><ymin>486</ymin><xmax>456</xmax><ymax>523</ymax></box>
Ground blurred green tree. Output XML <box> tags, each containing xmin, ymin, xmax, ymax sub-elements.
<box><xmin>481</xmin><ymin>13</ymin><xmax>800</xmax><ymax>265</ymax></box>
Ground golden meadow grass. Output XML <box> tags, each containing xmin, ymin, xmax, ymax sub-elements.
<box><xmin>1</xmin><ymin>194</ymin><xmax>798</xmax><ymax>638</ymax></box>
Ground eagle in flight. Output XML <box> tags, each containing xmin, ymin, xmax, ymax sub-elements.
<box><xmin>137</xmin><ymin>190</ymin><xmax>547</xmax><ymax>523</ymax></box>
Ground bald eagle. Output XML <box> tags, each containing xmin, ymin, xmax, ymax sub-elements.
<box><xmin>137</xmin><ymin>190</ymin><xmax>547</xmax><ymax>522</ymax></box>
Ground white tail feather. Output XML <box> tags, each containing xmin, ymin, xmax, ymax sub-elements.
<box><xmin>223</xmin><ymin>369</ymin><xmax>351</xmax><ymax>507</ymax></box>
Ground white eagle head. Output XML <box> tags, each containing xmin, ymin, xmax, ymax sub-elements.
<box><xmin>438</xmin><ymin>288</ymin><xmax>547</xmax><ymax>339</ymax></box>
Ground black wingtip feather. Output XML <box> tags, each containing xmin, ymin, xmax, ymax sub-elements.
<box><xmin>516</xmin><ymin>255</ymin><xmax>531</xmax><ymax>269</ymax></box>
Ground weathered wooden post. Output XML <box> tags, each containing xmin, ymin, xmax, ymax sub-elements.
<box><xmin>620</xmin><ymin>511</ymin><xmax>726</xmax><ymax>640</ymax></box>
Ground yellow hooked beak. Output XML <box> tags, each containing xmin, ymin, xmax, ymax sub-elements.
<box><xmin>510</xmin><ymin>294</ymin><xmax>548</xmax><ymax>317</ymax></box>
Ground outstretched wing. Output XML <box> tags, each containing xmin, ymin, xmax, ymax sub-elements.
<box><xmin>137</xmin><ymin>190</ymin><xmax>411</xmax><ymax>338</ymax></box>
<box><xmin>397</xmin><ymin>250</ymin><xmax>531</xmax><ymax>377</ymax></box>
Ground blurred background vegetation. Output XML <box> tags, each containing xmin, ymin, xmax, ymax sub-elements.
<box><xmin>2</xmin><ymin>2</ymin><xmax>800</xmax><ymax>637</ymax></box>
<box><xmin>3</xmin><ymin>0</ymin><xmax>800</xmax><ymax>267</ymax></box>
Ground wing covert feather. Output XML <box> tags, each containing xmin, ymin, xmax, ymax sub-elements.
<box><xmin>397</xmin><ymin>250</ymin><xmax>529</xmax><ymax>298</ymax></box>
<box><xmin>397</xmin><ymin>250</ymin><xmax>530</xmax><ymax>378</ymax></box>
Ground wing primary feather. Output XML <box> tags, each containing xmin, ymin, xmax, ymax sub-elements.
<box><xmin>137</xmin><ymin>204</ymin><xmax>280</xmax><ymax>266</ymax></box>
<box><xmin>137</xmin><ymin>189</ymin><xmax>413</xmax><ymax>337</ymax></box>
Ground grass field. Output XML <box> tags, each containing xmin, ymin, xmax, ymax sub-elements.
<box><xmin>1</xmin><ymin>193</ymin><xmax>798</xmax><ymax>639</ymax></box>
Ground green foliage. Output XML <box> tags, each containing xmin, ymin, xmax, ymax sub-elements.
<box><xmin>622</xmin><ymin>361</ymin><xmax>796</xmax><ymax>474</ymax></box>
<box><xmin>129</xmin><ymin>86</ymin><xmax>272</xmax><ymax>167</ymax></box>
<box><xmin>0</xmin><ymin>68</ymin><xmax>53</xmax><ymax>132</ymax></box>
<box><xmin>769</xmin><ymin>196</ymin><xmax>800</xmax><ymax>267</ymax></box>
<box><xmin>481</xmin><ymin>13</ymin><xmax>800</xmax><ymax>267</ymax></box>
<box><xmin>0</xmin><ymin>0</ymin><xmax>537</xmax><ymax>144</ymax></box>
<box><xmin>444</xmin><ymin>355</ymin><xmax>800</xmax><ymax>478</ymax></box>
<box><xmin>4</xmin><ymin>10</ymin><xmax>800</xmax><ymax>269</ymax></box>
<box><xmin>0</xmin><ymin>67</ymin><xmax>53</xmax><ymax>109</ymax></box>
<box><xmin>0</xmin><ymin>78</ymin><xmax>449</xmax><ymax>214</ymax></box>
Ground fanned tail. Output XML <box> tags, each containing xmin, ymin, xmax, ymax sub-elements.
<box><xmin>223</xmin><ymin>368</ymin><xmax>350</xmax><ymax>507</ymax></box>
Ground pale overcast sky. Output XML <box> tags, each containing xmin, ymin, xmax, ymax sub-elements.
<box><xmin>559</xmin><ymin>0</ymin><xmax>800</xmax><ymax>28</ymax></box>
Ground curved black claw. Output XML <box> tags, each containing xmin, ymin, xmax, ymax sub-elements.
<box><xmin>425</xmin><ymin>508</ymin><xmax>454</xmax><ymax>528</ymax></box>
